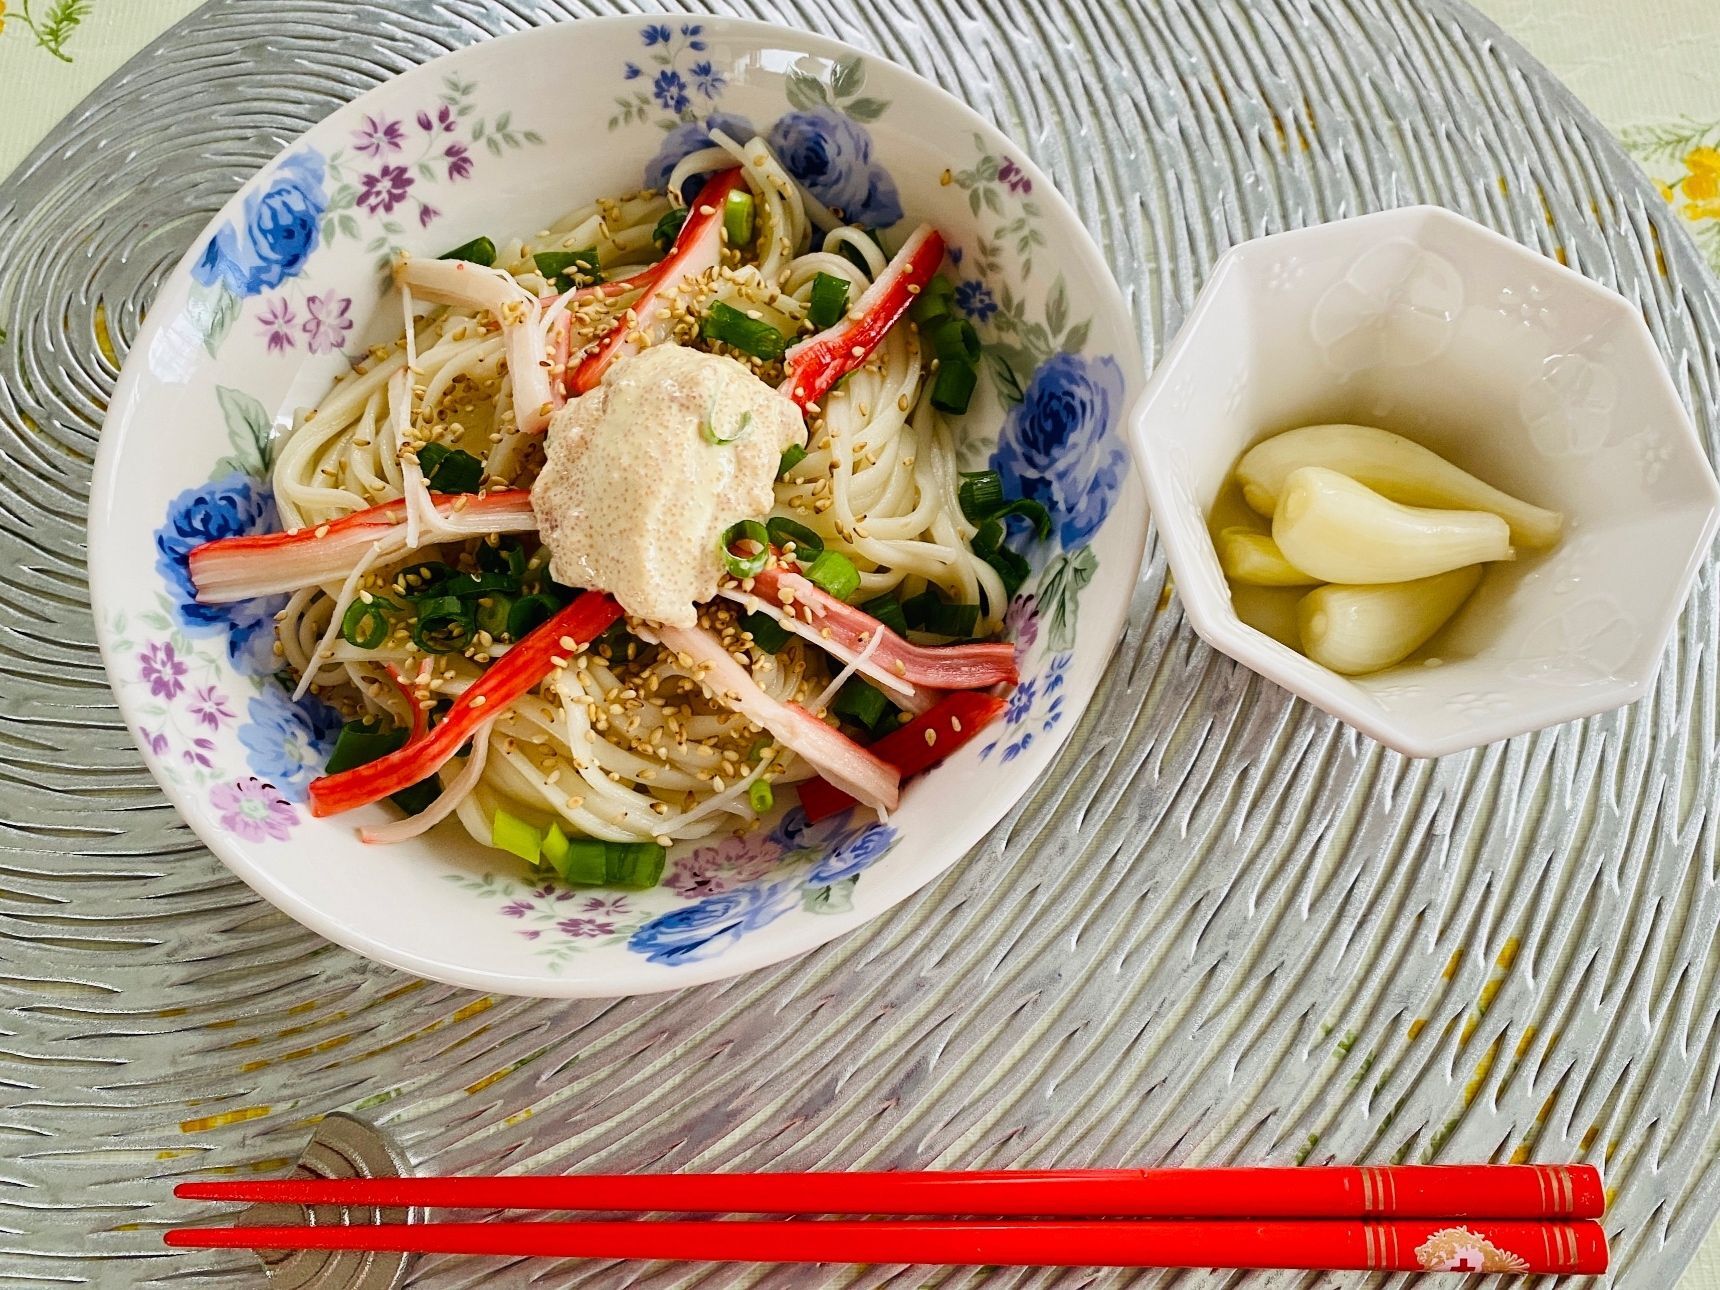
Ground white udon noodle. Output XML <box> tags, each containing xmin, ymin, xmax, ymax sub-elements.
<box><xmin>268</xmin><ymin>136</ymin><xmax>1002</xmax><ymax>848</ymax></box>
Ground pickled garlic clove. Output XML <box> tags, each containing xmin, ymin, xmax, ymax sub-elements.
<box><xmin>1237</xmin><ymin>423</ymin><xmax>1564</xmax><ymax>550</ymax></box>
<box><xmin>1297</xmin><ymin>566</ymin><xmax>1483</xmax><ymax>675</ymax></box>
<box><xmin>1273</xmin><ymin>466</ymin><xmax>1513</xmax><ymax>584</ymax></box>
<box><xmin>1217</xmin><ymin>527</ymin><xmax>1323</xmax><ymax>587</ymax></box>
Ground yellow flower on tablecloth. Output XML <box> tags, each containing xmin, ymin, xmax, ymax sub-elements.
<box><xmin>1681</xmin><ymin>146</ymin><xmax>1720</xmax><ymax>222</ymax></box>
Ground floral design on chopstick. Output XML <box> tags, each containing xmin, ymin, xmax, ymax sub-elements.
<box><xmin>1413</xmin><ymin>1226</ymin><xmax>1530</xmax><ymax>1274</ymax></box>
<box><xmin>187</xmin><ymin>77</ymin><xmax>541</xmax><ymax>355</ymax></box>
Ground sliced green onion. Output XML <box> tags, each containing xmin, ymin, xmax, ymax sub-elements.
<box><xmin>506</xmin><ymin>593</ymin><xmax>560</xmax><ymax>640</ymax></box>
<box><xmin>416</xmin><ymin>442</ymin><xmax>484</xmax><ymax>494</ymax></box>
<box><xmin>393</xmin><ymin>560</ymin><xmax>453</xmax><ymax>596</ymax></box>
<box><xmin>930</xmin><ymin>359</ymin><xmax>978</xmax><ymax>414</ymax></box>
<box><xmin>990</xmin><ymin>497</ymin><xmax>1054</xmax><ymax>541</ymax></box>
<box><xmin>411</xmin><ymin>594</ymin><xmax>473</xmax><ymax>653</ymax></box>
<box><xmin>550</xmin><ymin>838</ymin><xmax>667</xmax><ymax>889</ymax></box>
<box><xmin>981</xmin><ymin>543</ymin><xmax>1031</xmax><ymax>603</ymax></box>
<box><xmin>652</xmin><ymin>206</ymin><xmax>689</xmax><ymax>251</ymax></box>
<box><xmin>491</xmin><ymin>808</ymin><xmax>542</xmax><ymax>865</ymax></box>
<box><xmin>533</xmin><ymin>247</ymin><xmax>602</xmax><ymax>290</ymax></box>
<box><xmin>742</xmin><ymin>610</ymin><xmax>791</xmax><ymax>653</ymax></box>
<box><xmin>720</xmin><ymin>519</ymin><xmax>771</xmax><ymax>579</ymax></box>
<box><xmin>702</xmin><ymin>301</ymin><xmax>787</xmax><ymax>361</ymax></box>
<box><xmin>439</xmin><ymin>235</ymin><xmax>496</xmax><ymax>267</ymax></box>
<box><xmin>325</xmin><ymin>719</ymin><xmax>407</xmax><ymax>775</ymax></box>
<box><xmin>805</xmin><ymin>549</ymin><xmax>860</xmax><ymax>601</ymax></box>
<box><xmin>340</xmin><ymin>597</ymin><xmax>395</xmax><ymax>650</ymax></box>
<box><xmin>832</xmin><ymin>677</ymin><xmax>892</xmax><ymax>731</ymax></box>
<box><xmin>808</xmin><ymin>272</ymin><xmax>851</xmax><ymax>329</ymax></box>
<box><xmin>747</xmin><ymin>738</ymin><xmax>773</xmax><ymax>762</ymax></box>
<box><xmin>958</xmin><ymin>470</ymin><xmax>1007</xmax><ymax>521</ymax></box>
<box><xmin>748</xmin><ymin>778</ymin><xmax>774</xmax><ymax>815</ymax></box>
<box><xmin>723</xmin><ymin>188</ymin><xmax>755</xmax><ymax>246</ymax></box>
<box><xmin>541</xmin><ymin>823</ymin><xmax>571</xmax><ymax>873</ymax></box>
<box><xmin>766</xmin><ymin>516</ymin><xmax>823</xmax><ymax>561</ymax></box>
<box><xmin>476</xmin><ymin>539</ymin><xmax>523</xmax><ymax>576</ymax></box>
<box><xmin>391</xmin><ymin>778</ymin><xmax>442</xmax><ymax>815</ymax></box>
<box><xmin>436</xmin><ymin>570</ymin><xmax>519</xmax><ymax>599</ymax></box>
<box><xmin>905</xmin><ymin>593</ymin><xmax>980</xmax><ymax>638</ymax></box>
<box><xmin>474</xmin><ymin>593</ymin><xmax>513</xmax><ymax>641</ymax></box>
<box><xmin>777</xmin><ymin>443</ymin><xmax>808</xmax><ymax>480</ymax></box>
<box><xmin>702</xmin><ymin>403</ymin><xmax>755</xmax><ymax>445</ymax></box>
<box><xmin>928</xmin><ymin>315</ymin><xmax>981</xmax><ymax>364</ymax></box>
<box><xmin>859</xmin><ymin>592</ymin><xmax>909</xmax><ymax>636</ymax></box>
<box><xmin>908</xmin><ymin>274</ymin><xmax>955</xmax><ymax>324</ymax></box>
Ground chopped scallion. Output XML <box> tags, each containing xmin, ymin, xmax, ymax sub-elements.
<box><xmin>411</xmin><ymin>594</ymin><xmax>474</xmax><ymax>654</ymax></box>
<box><xmin>765</xmin><ymin>516</ymin><xmax>823</xmax><ymax>562</ymax></box>
<box><xmin>533</xmin><ymin>247</ymin><xmax>602</xmax><ymax>291</ymax></box>
<box><xmin>702</xmin><ymin>403</ymin><xmax>754</xmax><ymax>445</ymax></box>
<box><xmin>652</xmin><ymin>206</ymin><xmax>689</xmax><ymax>251</ymax></box>
<box><xmin>550</xmin><ymin>838</ymin><xmax>667</xmax><ymax>889</ymax></box>
<box><xmin>908</xmin><ymin>594</ymin><xmax>980</xmax><ymax>638</ymax></box>
<box><xmin>702</xmin><ymin>300</ymin><xmax>787</xmax><ymax>361</ymax></box>
<box><xmin>777</xmin><ymin>443</ymin><xmax>808</xmax><ymax>479</ymax></box>
<box><xmin>958</xmin><ymin>470</ymin><xmax>1007</xmax><ymax>521</ymax></box>
<box><xmin>742</xmin><ymin>610</ymin><xmax>791</xmax><ymax>653</ymax></box>
<box><xmin>805</xmin><ymin>549</ymin><xmax>860</xmax><ymax>601</ymax></box>
<box><xmin>474</xmin><ymin>593</ymin><xmax>513</xmax><ymax>641</ymax></box>
<box><xmin>416</xmin><ymin>441</ymin><xmax>484</xmax><ymax>494</ymax></box>
<box><xmin>506</xmin><ymin>592</ymin><xmax>560</xmax><ymax>639</ymax></box>
<box><xmin>859</xmin><ymin>592</ymin><xmax>910</xmax><ymax>636</ymax></box>
<box><xmin>930</xmin><ymin>359</ymin><xmax>977</xmax><ymax>414</ymax></box>
<box><xmin>832</xmin><ymin>677</ymin><xmax>892</xmax><ymax>731</ymax></box>
<box><xmin>723</xmin><ymin>188</ymin><xmax>755</xmax><ymax>246</ymax></box>
<box><xmin>988</xmin><ymin>497</ymin><xmax>1054</xmax><ymax>541</ymax></box>
<box><xmin>808</xmin><ymin>272</ymin><xmax>851</xmax><ymax>329</ymax></box>
<box><xmin>491</xmin><ymin>808</ymin><xmax>542</xmax><ymax>865</ymax></box>
<box><xmin>325</xmin><ymin>719</ymin><xmax>407</xmax><ymax>775</ymax></box>
<box><xmin>720</xmin><ymin>519</ymin><xmax>771</xmax><ymax>579</ymax></box>
<box><xmin>748</xmin><ymin>778</ymin><xmax>774</xmax><ymax>815</ymax></box>
<box><xmin>541</xmin><ymin>823</ymin><xmax>571</xmax><ymax>872</ymax></box>
<box><xmin>439</xmin><ymin>235</ymin><xmax>496</xmax><ymax>266</ymax></box>
<box><xmin>908</xmin><ymin>274</ymin><xmax>956</xmax><ymax>324</ymax></box>
<box><xmin>928</xmin><ymin>315</ymin><xmax>981</xmax><ymax>364</ymax></box>
<box><xmin>981</xmin><ymin>543</ymin><xmax>1031</xmax><ymax>603</ymax></box>
<box><xmin>340</xmin><ymin>597</ymin><xmax>395</xmax><ymax>650</ymax></box>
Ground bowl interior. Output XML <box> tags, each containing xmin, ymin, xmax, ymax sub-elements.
<box><xmin>1138</xmin><ymin>206</ymin><xmax>1720</xmax><ymax>755</ymax></box>
<box><xmin>90</xmin><ymin>16</ymin><xmax>1147</xmax><ymax>996</ymax></box>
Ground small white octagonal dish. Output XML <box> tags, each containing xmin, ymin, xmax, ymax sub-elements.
<box><xmin>1131</xmin><ymin>205</ymin><xmax>1720</xmax><ymax>759</ymax></box>
<box><xmin>88</xmin><ymin>17</ymin><xmax>1146</xmax><ymax>997</ymax></box>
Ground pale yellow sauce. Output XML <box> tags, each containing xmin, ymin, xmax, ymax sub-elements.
<box><xmin>531</xmin><ymin>345</ymin><xmax>806</xmax><ymax>627</ymax></box>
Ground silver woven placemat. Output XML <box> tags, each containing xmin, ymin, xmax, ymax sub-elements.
<box><xmin>1</xmin><ymin>1</ymin><xmax>1716</xmax><ymax>1286</ymax></box>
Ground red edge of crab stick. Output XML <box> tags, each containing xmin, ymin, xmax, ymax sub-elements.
<box><xmin>306</xmin><ymin>592</ymin><xmax>622</xmax><ymax>818</ymax></box>
<box><xmin>797</xmin><ymin>691</ymin><xmax>1008</xmax><ymax>823</ymax></box>
<box><xmin>568</xmin><ymin>168</ymin><xmax>749</xmax><ymax>395</ymax></box>
<box><xmin>780</xmin><ymin>223</ymin><xmax>946</xmax><ymax>411</ymax></box>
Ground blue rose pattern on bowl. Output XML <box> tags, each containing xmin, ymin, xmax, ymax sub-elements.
<box><xmin>121</xmin><ymin>34</ymin><xmax>1133</xmax><ymax>975</ymax></box>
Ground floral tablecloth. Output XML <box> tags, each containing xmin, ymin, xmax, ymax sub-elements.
<box><xmin>3</xmin><ymin>0</ymin><xmax>1718</xmax><ymax>1282</ymax></box>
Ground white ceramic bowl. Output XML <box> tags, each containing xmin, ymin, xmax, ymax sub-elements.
<box><xmin>88</xmin><ymin>18</ymin><xmax>1145</xmax><ymax>996</ymax></box>
<box><xmin>1131</xmin><ymin>205</ymin><xmax>1720</xmax><ymax>758</ymax></box>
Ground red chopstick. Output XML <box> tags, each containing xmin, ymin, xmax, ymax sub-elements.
<box><xmin>163</xmin><ymin>1216</ymin><xmax>1608</xmax><ymax>1273</ymax></box>
<box><xmin>174</xmin><ymin>1164</ymin><xmax>1603</xmax><ymax>1219</ymax></box>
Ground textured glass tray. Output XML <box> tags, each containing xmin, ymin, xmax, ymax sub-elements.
<box><xmin>0</xmin><ymin>0</ymin><xmax>1717</xmax><ymax>1285</ymax></box>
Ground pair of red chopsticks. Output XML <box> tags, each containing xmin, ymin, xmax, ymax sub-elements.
<box><xmin>168</xmin><ymin>1164</ymin><xmax>1609</xmax><ymax>1274</ymax></box>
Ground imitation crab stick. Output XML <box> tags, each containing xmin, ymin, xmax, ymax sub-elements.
<box><xmin>780</xmin><ymin>223</ymin><xmax>946</xmax><ymax>411</ymax></box>
<box><xmin>737</xmin><ymin>565</ymin><xmax>1018</xmax><ymax>692</ymax></box>
<box><xmin>568</xmin><ymin>169</ymin><xmax>750</xmax><ymax>395</ymax></box>
<box><xmin>187</xmin><ymin>491</ymin><xmax>539</xmax><ymax>603</ymax></box>
<box><xmin>657</xmin><ymin>623</ymin><xmax>901</xmax><ymax>815</ymax></box>
<box><xmin>797</xmin><ymin>691</ymin><xmax>1007</xmax><ymax>823</ymax></box>
<box><xmin>307</xmin><ymin>591</ymin><xmax>622</xmax><ymax>819</ymax></box>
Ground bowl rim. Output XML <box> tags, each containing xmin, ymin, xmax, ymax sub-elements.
<box><xmin>87</xmin><ymin>13</ymin><xmax>1149</xmax><ymax>995</ymax></box>
<box><xmin>1129</xmin><ymin>203</ymin><xmax>1720</xmax><ymax>759</ymax></box>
